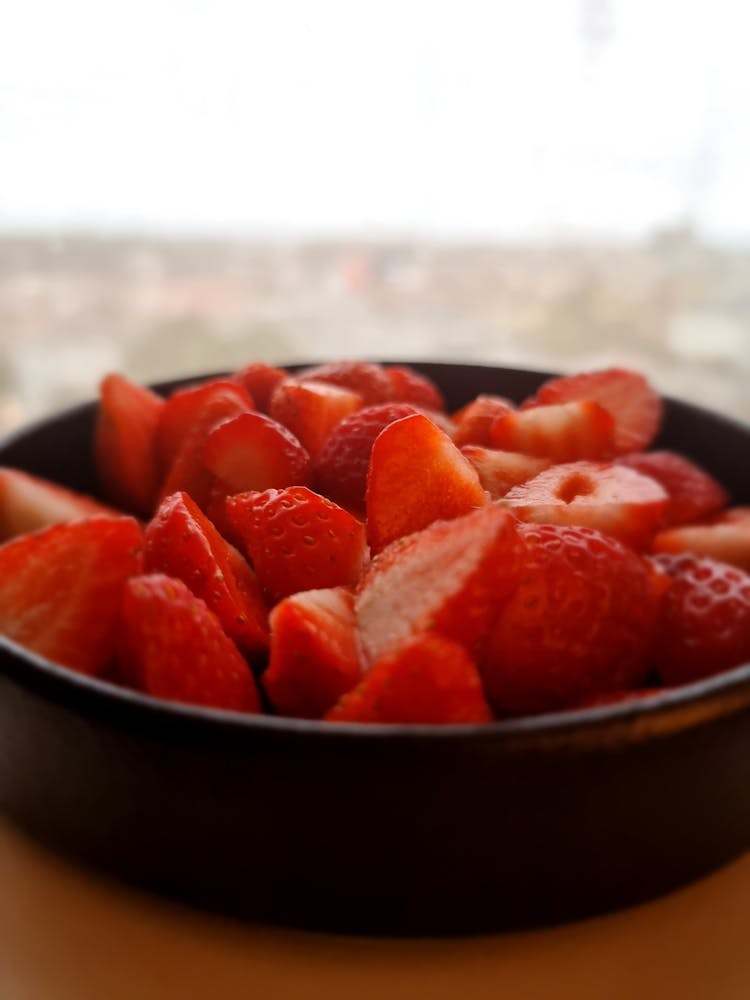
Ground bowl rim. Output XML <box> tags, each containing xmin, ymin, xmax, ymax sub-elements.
<box><xmin>1</xmin><ymin>359</ymin><xmax>749</xmax><ymax>752</ymax></box>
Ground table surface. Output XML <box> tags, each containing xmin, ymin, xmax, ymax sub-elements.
<box><xmin>1</xmin><ymin>820</ymin><xmax>748</xmax><ymax>1000</ymax></box>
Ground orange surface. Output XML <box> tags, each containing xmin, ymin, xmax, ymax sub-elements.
<box><xmin>1</xmin><ymin>820</ymin><xmax>748</xmax><ymax>999</ymax></box>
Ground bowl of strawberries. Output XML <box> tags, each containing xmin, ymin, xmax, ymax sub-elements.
<box><xmin>0</xmin><ymin>359</ymin><xmax>748</xmax><ymax>935</ymax></box>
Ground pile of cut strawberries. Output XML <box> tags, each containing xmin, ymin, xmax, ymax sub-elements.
<box><xmin>1</xmin><ymin>360</ymin><xmax>749</xmax><ymax>723</ymax></box>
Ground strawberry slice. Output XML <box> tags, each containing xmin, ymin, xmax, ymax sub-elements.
<box><xmin>263</xmin><ymin>587</ymin><xmax>363</xmax><ymax>719</ymax></box>
<box><xmin>650</xmin><ymin>553</ymin><xmax>750</xmax><ymax>683</ymax></box>
<box><xmin>0</xmin><ymin>467</ymin><xmax>118</xmax><ymax>543</ymax></box>
<box><xmin>385</xmin><ymin>366</ymin><xmax>445</xmax><ymax>411</ymax></box>
<box><xmin>365</xmin><ymin>413</ymin><xmax>488</xmax><ymax>554</ymax></box>
<box><xmin>313</xmin><ymin>402</ymin><xmax>418</xmax><ymax>514</ymax></box>
<box><xmin>298</xmin><ymin>360</ymin><xmax>393</xmax><ymax>405</ymax></box>
<box><xmin>652</xmin><ymin>507</ymin><xmax>750</xmax><ymax>571</ymax></box>
<box><xmin>118</xmin><ymin>574</ymin><xmax>260</xmax><ymax>712</ymax></box>
<box><xmin>616</xmin><ymin>451</ymin><xmax>728</xmax><ymax>527</ymax></box>
<box><xmin>451</xmin><ymin>394</ymin><xmax>515</xmax><ymax>448</ymax></box>
<box><xmin>203</xmin><ymin>411</ymin><xmax>311</xmax><ymax>495</ymax></box>
<box><xmin>232</xmin><ymin>362</ymin><xmax>286</xmax><ymax>412</ymax></box>
<box><xmin>95</xmin><ymin>373</ymin><xmax>164</xmax><ymax>516</ymax></box>
<box><xmin>156</xmin><ymin>379</ymin><xmax>254</xmax><ymax>470</ymax></box>
<box><xmin>325</xmin><ymin>632</ymin><xmax>492</xmax><ymax>724</ymax></box>
<box><xmin>481</xmin><ymin>523</ymin><xmax>659</xmax><ymax>715</ymax></box>
<box><xmin>269</xmin><ymin>378</ymin><xmax>363</xmax><ymax>459</ymax></box>
<box><xmin>0</xmin><ymin>516</ymin><xmax>143</xmax><ymax>676</ymax></box>
<box><xmin>526</xmin><ymin>367</ymin><xmax>663</xmax><ymax>454</ymax></box>
<box><xmin>356</xmin><ymin>504</ymin><xmax>523</xmax><ymax>666</ymax></box>
<box><xmin>144</xmin><ymin>492</ymin><xmax>269</xmax><ymax>656</ymax></box>
<box><xmin>459</xmin><ymin>446</ymin><xmax>551</xmax><ymax>500</ymax></box>
<box><xmin>226</xmin><ymin>486</ymin><xmax>368</xmax><ymax>602</ymax></box>
<box><xmin>491</xmin><ymin>400</ymin><xmax>616</xmax><ymax>463</ymax></box>
<box><xmin>503</xmin><ymin>460</ymin><xmax>668</xmax><ymax>550</ymax></box>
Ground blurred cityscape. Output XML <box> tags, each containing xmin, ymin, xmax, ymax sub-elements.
<box><xmin>0</xmin><ymin>231</ymin><xmax>749</xmax><ymax>433</ymax></box>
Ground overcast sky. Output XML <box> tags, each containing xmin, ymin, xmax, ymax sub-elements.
<box><xmin>1</xmin><ymin>0</ymin><xmax>749</xmax><ymax>241</ymax></box>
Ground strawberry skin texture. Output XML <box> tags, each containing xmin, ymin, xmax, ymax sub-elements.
<box><xmin>119</xmin><ymin>574</ymin><xmax>260</xmax><ymax>712</ymax></box>
<box><xmin>491</xmin><ymin>400</ymin><xmax>616</xmax><ymax>463</ymax></box>
<box><xmin>95</xmin><ymin>373</ymin><xmax>164</xmax><ymax>517</ymax></box>
<box><xmin>144</xmin><ymin>491</ymin><xmax>269</xmax><ymax>656</ymax></box>
<box><xmin>385</xmin><ymin>366</ymin><xmax>445</xmax><ymax>411</ymax></box>
<box><xmin>459</xmin><ymin>446</ymin><xmax>551</xmax><ymax>500</ymax></box>
<box><xmin>650</xmin><ymin>553</ymin><xmax>750</xmax><ymax>684</ymax></box>
<box><xmin>269</xmin><ymin>378</ymin><xmax>364</xmax><ymax>459</ymax></box>
<box><xmin>313</xmin><ymin>402</ymin><xmax>418</xmax><ymax>515</ymax></box>
<box><xmin>203</xmin><ymin>411</ymin><xmax>311</xmax><ymax>495</ymax></box>
<box><xmin>0</xmin><ymin>516</ymin><xmax>143</xmax><ymax>676</ymax></box>
<box><xmin>526</xmin><ymin>367</ymin><xmax>663</xmax><ymax>454</ymax></box>
<box><xmin>652</xmin><ymin>507</ymin><xmax>750</xmax><ymax>572</ymax></box>
<box><xmin>616</xmin><ymin>451</ymin><xmax>728</xmax><ymax>527</ymax></box>
<box><xmin>298</xmin><ymin>360</ymin><xmax>394</xmax><ymax>405</ymax></box>
<box><xmin>0</xmin><ymin>467</ymin><xmax>118</xmax><ymax>543</ymax></box>
<box><xmin>156</xmin><ymin>379</ymin><xmax>255</xmax><ymax>470</ymax></box>
<box><xmin>226</xmin><ymin>486</ymin><xmax>368</xmax><ymax>603</ymax></box>
<box><xmin>451</xmin><ymin>395</ymin><xmax>515</xmax><ymax>448</ymax></box>
<box><xmin>232</xmin><ymin>362</ymin><xmax>286</xmax><ymax>412</ymax></box>
<box><xmin>356</xmin><ymin>504</ymin><xmax>524</xmax><ymax>666</ymax></box>
<box><xmin>504</xmin><ymin>460</ymin><xmax>668</xmax><ymax>551</ymax></box>
<box><xmin>263</xmin><ymin>587</ymin><xmax>363</xmax><ymax>719</ymax></box>
<box><xmin>365</xmin><ymin>413</ymin><xmax>488</xmax><ymax>554</ymax></box>
<box><xmin>482</xmin><ymin>523</ymin><xmax>659</xmax><ymax>715</ymax></box>
<box><xmin>326</xmin><ymin>632</ymin><xmax>492</xmax><ymax>724</ymax></box>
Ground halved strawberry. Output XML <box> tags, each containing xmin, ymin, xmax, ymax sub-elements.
<box><xmin>144</xmin><ymin>491</ymin><xmax>269</xmax><ymax>656</ymax></box>
<box><xmin>481</xmin><ymin>523</ymin><xmax>659</xmax><ymax>715</ymax></box>
<box><xmin>325</xmin><ymin>632</ymin><xmax>492</xmax><ymax>724</ymax></box>
<box><xmin>503</xmin><ymin>461</ymin><xmax>668</xmax><ymax>550</ymax></box>
<box><xmin>313</xmin><ymin>402</ymin><xmax>418</xmax><ymax>514</ymax></box>
<box><xmin>156</xmin><ymin>379</ymin><xmax>254</xmax><ymax>470</ymax></box>
<box><xmin>226</xmin><ymin>486</ymin><xmax>368</xmax><ymax>602</ymax></box>
<box><xmin>652</xmin><ymin>507</ymin><xmax>750</xmax><ymax>571</ymax></box>
<box><xmin>232</xmin><ymin>362</ymin><xmax>286</xmax><ymax>412</ymax></box>
<box><xmin>298</xmin><ymin>360</ymin><xmax>393</xmax><ymax>405</ymax></box>
<box><xmin>269</xmin><ymin>378</ymin><xmax>363</xmax><ymax>459</ymax></box>
<box><xmin>386</xmin><ymin>366</ymin><xmax>445</xmax><ymax>411</ymax></box>
<box><xmin>526</xmin><ymin>367</ymin><xmax>663</xmax><ymax>454</ymax></box>
<box><xmin>451</xmin><ymin>394</ymin><xmax>515</xmax><ymax>448</ymax></box>
<box><xmin>118</xmin><ymin>574</ymin><xmax>260</xmax><ymax>712</ymax></box>
<box><xmin>491</xmin><ymin>400</ymin><xmax>616</xmax><ymax>463</ymax></box>
<box><xmin>356</xmin><ymin>504</ymin><xmax>523</xmax><ymax>666</ymax></box>
<box><xmin>459</xmin><ymin>446</ymin><xmax>552</xmax><ymax>500</ymax></box>
<box><xmin>0</xmin><ymin>516</ymin><xmax>143</xmax><ymax>676</ymax></box>
<box><xmin>203</xmin><ymin>411</ymin><xmax>311</xmax><ymax>495</ymax></box>
<box><xmin>95</xmin><ymin>373</ymin><xmax>164</xmax><ymax>516</ymax></box>
<box><xmin>616</xmin><ymin>451</ymin><xmax>728</xmax><ymax>527</ymax></box>
<box><xmin>650</xmin><ymin>553</ymin><xmax>750</xmax><ymax>683</ymax></box>
<box><xmin>263</xmin><ymin>587</ymin><xmax>363</xmax><ymax>719</ymax></box>
<box><xmin>366</xmin><ymin>413</ymin><xmax>488</xmax><ymax>554</ymax></box>
<box><xmin>0</xmin><ymin>467</ymin><xmax>118</xmax><ymax>543</ymax></box>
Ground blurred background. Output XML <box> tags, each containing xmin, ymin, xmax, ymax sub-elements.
<box><xmin>1</xmin><ymin>0</ymin><xmax>749</xmax><ymax>431</ymax></box>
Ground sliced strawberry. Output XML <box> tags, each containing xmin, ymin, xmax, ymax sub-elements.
<box><xmin>313</xmin><ymin>402</ymin><xmax>418</xmax><ymax>514</ymax></box>
<box><xmin>451</xmin><ymin>394</ymin><xmax>515</xmax><ymax>447</ymax></box>
<box><xmin>386</xmin><ymin>366</ymin><xmax>445</xmax><ymax>411</ymax></box>
<box><xmin>204</xmin><ymin>486</ymin><xmax>246</xmax><ymax>548</ymax></box>
<box><xmin>203</xmin><ymin>411</ymin><xmax>311</xmax><ymax>495</ymax></box>
<box><xmin>269</xmin><ymin>378</ymin><xmax>363</xmax><ymax>459</ymax></box>
<box><xmin>325</xmin><ymin>632</ymin><xmax>492</xmax><ymax>724</ymax></box>
<box><xmin>0</xmin><ymin>467</ymin><xmax>118</xmax><ymax>543</ymax></box>
<box><xmin>526</xmin><ymin>367</ymin><xmax>663</xmax><ymax>454</ymax></box>
<box><xmin>616</xmin><ymin>451</ymin><xmax>728</xmax><ymax>527</ymax></box>
<box><xmin>652</xmin><ymin>507</ymin><xmax>750</xmax><ymax>571</ymax></box>
<box><xmin>481</xmin><ymin>523</ymin><xmax>659</xmax><ymax>715</ymax></box>
<box><xmin>144</xmin><ymin>492</ymin><xmax>269</xmax><ymax>656</ymax></box>
<box><xmin>232</xmin><ymin>362</ymin><xmax>286</xmax><ymax>412</ymax></box>
<box><xmin>491</xmin><ymin>400</ymin><xmax>616</xmax><ymax>463</ymax></box>
<box><xmin>156</xmin><ymin>379</ymin><xmax>254</xmax><ymax>470</ymax></box>
<box><xmin>650</xmin><ymin>553</ymin><xmax>750</xmax><ymax>684</ymax></box>
<box><xmin>503</xmin><ymin>460</ymin><xmax>668</xmax><ymax>550</ymax></box>
<box><xmin>366</xmin><ymin>413</ymin><xmax>488</xmax><ymax>554</ymax></box>
<box><xmin>118</xmin><ymin>574</ymin><xmax>260</xmax><ymax>712</ymax></box>
<box><xmin>226</xmin><ymin>486</ymin><xmax>368</xmax><ymax>603</ymax></box>
<box><xmin>95</xmin><ymin>373</ymin><xmax>164</xmax><ymax>516</ymax></box>
<box><xmin>263</xmin><ymin>587</ymin><xmax>363</xmax><ymax>719</ymax></box>
<box><xmin>356</xmin><ymin>504</ymin><xmax>523</xmax><ymax>666</ymax></box>
<box><xmin>298</xmin><ymin>360</ymin><xmax>393</xmax><ymax>405</ymax></box>
<box><xmin>0</xmin><ymin>516</ymin><xmax>143</xmax><ymax>676</ymax></box>
<box><xmin>459</xmin><ymin>446</ymin><xmax>552</xmax><ymax>500</ymax></box>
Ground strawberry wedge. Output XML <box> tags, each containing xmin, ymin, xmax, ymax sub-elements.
<box><xmin>0</xmin><ymin>467</ymin><xmax>118</xmax><ymax>543</ymax></box>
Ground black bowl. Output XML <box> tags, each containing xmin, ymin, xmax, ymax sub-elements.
<box><xmin>1</xmin><ymin>362</ymin><xmax>749</xmax><ymax>936</ymax></box>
